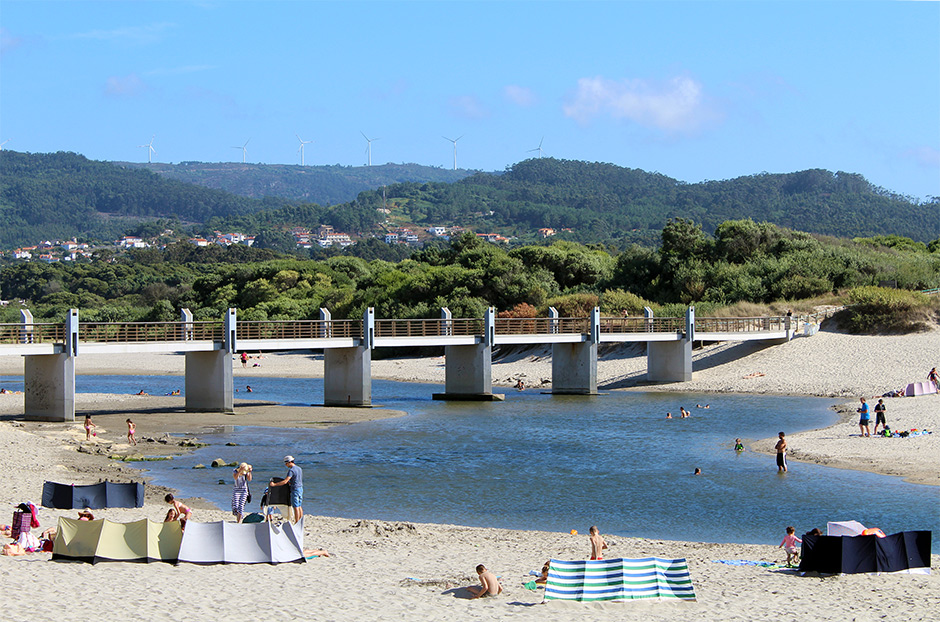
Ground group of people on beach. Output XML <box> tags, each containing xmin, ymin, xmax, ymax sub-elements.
<box><xmin>81</xmin><ymin>414</ymin><xmax>136</xmax><ymax>445</ymax></box>
<box><xmin>469</xmin><ymin>525</ymin><xmax>609</xmax><ymax>598</ymax></box>
<box><xmin>856</xmin><ymin>397</ymin><xmax>889</xmax><ymax>437</ymax></box>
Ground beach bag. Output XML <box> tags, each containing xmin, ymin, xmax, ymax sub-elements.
<box><xmin>10</xmin><ymin>510</ymin><xmax>31</xmax><ymax>540</ymax></box>
<box><xmin>246</xmin><ymin>482</ymin><xmax>252</xmax><ymax>505</ymax></box>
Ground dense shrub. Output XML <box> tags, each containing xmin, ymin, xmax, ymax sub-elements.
<box><xmin>843</xmin><ymin>286</ymin><xmax>937</xmax><ymax>333</ymax></box>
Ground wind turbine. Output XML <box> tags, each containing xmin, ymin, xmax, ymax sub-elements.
<box><xmin>443</xmin><ymin>135</ymin><xmax>463</xmax><ymax>170</ymax></box>
<box><xmin>0</xmin><ymin>139</ymin><xmax>10</xmax><ymax>151</ymax></box>
<box><xmin>296</xmin><ymin>135</ymin><xmax>313</xmax><ymax>166</ymax></box>
<box><xmin>137</xmin><ymin>135</ymin><xmax>156</xmax><ymax>163</ymax></box>
<box><xmin>361</xmin><ymin>131</ymin><xmax>379</xmax><ymax>166</ymax></box>
<box><xmin>527</xmin><ymin>137</ymin><xmax>545</xmax><ymax>159</ymax></box>
<box><xmin>232</xmin><ymin>138</ymin><xmax>250</xmax><ymax>163</ymax></box>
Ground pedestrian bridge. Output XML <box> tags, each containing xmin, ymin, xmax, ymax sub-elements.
<box><xmin>0</xmin><ymin>306</ymin><xmax>795</xmax><ymax>421</ymax></box>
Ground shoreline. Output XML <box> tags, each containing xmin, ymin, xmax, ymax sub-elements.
<box><xmin>2</xmin><ymin>328</ymin><xmax>938</xmax><ymax>621</ymax></box>
<box><xmin>1</xmin><ymin>415</ymin><xmax>937</xmax><ymax>622</ymax></box>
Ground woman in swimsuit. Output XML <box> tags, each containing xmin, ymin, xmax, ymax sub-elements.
<box><xmin>126</xmin><ymin>419</ymin><xmax>137</xmax><ymax>446</ymax></box>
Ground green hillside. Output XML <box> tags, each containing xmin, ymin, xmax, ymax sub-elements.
<box><xmin>350</xmin><ymin>158</ymin><xmax>939</xmax><ymax>243</ymax></box>
<box><xmin>2</xmin><ymin>151</ymin><xmax>937</xmax><ymax>251</ymax></box>
<box><xmin>0</xmin><ymin>151</ymin><xmax>285</xmax><ymax>248</ymax></box>
<box><xmin>117</xmin><ymin>160</ymin><xmax>477</xmax><ymax>206</ymax></box>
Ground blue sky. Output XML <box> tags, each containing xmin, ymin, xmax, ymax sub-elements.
<box><xmin>2</xmin><ymin>1</ymin><xmax>938</xmax><ymax>200</ymax></box>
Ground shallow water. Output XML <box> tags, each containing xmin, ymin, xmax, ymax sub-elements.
<box><xmin>3</xmin><ymin>374</ymin><xmax>938</xmax><ymax>550</ymax></box>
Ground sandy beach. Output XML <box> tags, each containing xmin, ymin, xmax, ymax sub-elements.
<box><xmin>1</xmin><ymin>324</ymin><xmax>938</xmax><ymax>620</ymax></box>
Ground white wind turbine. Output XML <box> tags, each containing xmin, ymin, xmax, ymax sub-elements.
<box><xmin>138</xmin><ymin>135</ymin><xmax>156</xmax><ymax>163</ymax></box>
<box><xmin>296</xmin><ymin>135</ymin><xmax>313</xmax><ymax>166</ymax></box>
<box><xmin>361</xmin><ymin>131</ymin><xmax>379</xmax><ymax>166</ymax></box>
<box><xmin>0</xmin><ymin>139</ymin><xmax>10</xmax><ymax>151</ymax></box>
<box><xmin>527</xmin><ymin>137</ymin><xmax>545</xmax><ymax>159</ymax></box>
<box><xmin>443</xmin><ymin>135</ymin><xmax>463</xmax><ymax>170</ymax></box>
<box><xmin>232</xmin><ymin>138</ymin><xmax>250</xmax><ymax>163</ymax></box>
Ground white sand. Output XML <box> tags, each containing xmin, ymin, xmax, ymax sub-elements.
<box><xmin>1</xmin><ymin>325</ymin><xmax>938</xmax><ymax>620</ymax></box>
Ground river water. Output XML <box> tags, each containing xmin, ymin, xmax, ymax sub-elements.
<box><xmin>3</xmin><ymin>374</ymin><xmax>938</xmax><ymax>550</ymax></box>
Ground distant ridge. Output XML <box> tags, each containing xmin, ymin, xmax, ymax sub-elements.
<box><xmin>116</xmin><ymin>160</ymin><xmax>479</xmax><ymax>207</ymax></box>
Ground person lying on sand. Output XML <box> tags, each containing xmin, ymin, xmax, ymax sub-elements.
<box><xmin>467</xmin><ymin>564</ymin><xmax>502</xmax><ymax>598</ymax></box>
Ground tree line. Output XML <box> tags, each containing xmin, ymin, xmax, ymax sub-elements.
<box><xmin>2</xmin><ymin>219</ymin><xmax>937</xmax><ymax>328</ymax></box>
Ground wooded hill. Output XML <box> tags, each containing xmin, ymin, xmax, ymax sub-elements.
<box><xmin>343</xmin><ymin>158</ymin><xmax>938</xmax><ymax>245</ymax></box>
<box><xmin>117</xmin><ymin>160</ymin><xmax>476</xmax><ymax>207</ymax></box>
<box><xmin>1</xmin><ymin>151</ymin><xmax>936</xmax><ymax>250</ymax></box>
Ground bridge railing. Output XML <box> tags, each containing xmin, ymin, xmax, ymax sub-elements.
<box><xmin>695</xmin><ymin>316</ymin><xmax>787</xmax><ymax>333</ymax></box>
<box><xmin>0</xmin><ymin>322</ymin><xmax>66</xmax><ymax>345</ymax></box>
<box><xmin>238</xmin><ymin>320</ymin><xmax>362</xmax><ymax>340</ymax></box>
<box><xmin>79</xmin><ymin>321</ymin><xmax>223</xmax><ymax>343</ymax></box>
<box><xmin>599</xmin><ymin>316</ymin><xmax>685</xmax><ymax>333</ymax></box>
<box><xmin>494</xmin><ymin>317</ymin><xmax>589</xmax><ymax>335</ymax></box>
<box><xmin>375</xmin><ymin>318</ymin><xmax>483</xmax><ymax>338</ymax></box>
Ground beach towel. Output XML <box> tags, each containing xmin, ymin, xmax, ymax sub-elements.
<box><xmin>543</xmin><ymin>557</ymin><xmax>696</xmax><ymax>602</ymax></box>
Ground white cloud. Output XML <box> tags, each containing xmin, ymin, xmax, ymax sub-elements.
<box><xmin>71</xmin><ymin>22</ymin><xmax>175</xmax><ymax>44</ymax></box>
<box><xmin>105</xmin><ymin>73</ymin><xmax>145</xmax><ymax>97</ymax></box>
<box><xmin>0</xmin><ymin>27</ymin><xmax>23</xmax><ymax>53</ymax></box>
<box><xmin>504</xmin><ymin>85</ymin><xmax>536</xmax><ymax>107</ymax></box>
<box><xmin>903</xmin><ymin>146</ymin><xmax>940</xmax><ymax>169</ymax></box>
<box><xmin>564</xmin><ymin>75</ymin><xmax>714</xmax><ymax>132</ymax></box>
<box><xmin>449</xmin><ymin>95</ymin><xmax>488</xmax><ymax>120</ymax></box>
<box><xmin>146</xmin><ymin>65</ymin><xmax>215</xmax><ymax>76</ymax></box>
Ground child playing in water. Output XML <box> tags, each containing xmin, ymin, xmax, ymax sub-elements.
<box><xmin>779</xmin><ymin>526</ymin><xmax>802</xmax><ymax>567</ymax></box>
<box><xmin>126</xmin><ymin>419</ymin><xmax>137</xmax><ymax>446</ymax></box>
<box><xmin>734</xmin><ymin>438</ymin><xmax>745</xmax><ymax>452</ymax></box>
<box><xmin>589</xmin><ymin>525</ymin><xmax>608</xmax><ymax>560</ymax></box>
<box><xmin>84</xmin><ymin>414</ymin><xmax>96</xmax><ymax>440</ymax></box>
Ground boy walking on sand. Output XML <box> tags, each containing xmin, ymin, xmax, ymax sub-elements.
<box><xmin>589</xmin><ymin>525</ymin><xmax>608</xmax><ymax>560</ymax></box>
<box><xmin>467</xmin><ymin>564</ymin><xmax>502</xmax><ymax>599</ymax></box>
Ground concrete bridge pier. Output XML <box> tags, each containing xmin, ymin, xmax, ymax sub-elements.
<box><xmin>24</xmin><ymin>308</ymin><xmax>77</xmax><ymax>421</ymax></box>
<box><xmin>551</xmin><ymin>307</ymin><xmax>599</xmax><ymax>395</ymax></box>
<box><xmin>185</xmin><ymin>308</ymin><xmax>234</xmax><ymax>413</ymax></box>
<box><xmin>324</xmin><ymin>308</ymin><xmax>373</xmax><ymax>407</ymax></box>
<box><xmin>433</xmin><ymin>307</ymin><xmax>504</xmax><ymax>401</ymax></box>
<box><xmin>647</xmin><ymin>307</ymin><xmax>694</xmax><ymax>382</ymax></box>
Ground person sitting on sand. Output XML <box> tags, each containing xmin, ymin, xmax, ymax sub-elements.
<box><xmin>164</xmin><ymin>494</ymin><xmax>192</xmax><ymax>530</ymax></box>
<box><xmin>467</xmin><ymin>564</ymin><xmax>502</xmax><ymax>599</ymax></box>
<box><xmin>535</xmin><ymin>560</ymin><xmax>550</xmax><ymax>585</ymax></box>
<box><xmin>734</xmin><ymin>438</ymin><xmax>745</xmax><ymax>452</ymax></box>
<box><xmin>83</xmin><ymin>414</ymin><xmax>96</xmax><ymax>440</ymax></box>
<box><xmin>589</xmin><ymin>525</ymin><xmax>608</xmax><ymax>560</ymax></box>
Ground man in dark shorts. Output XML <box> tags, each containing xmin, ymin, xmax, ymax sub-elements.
<box><xmin>774</xmin><ymin>432</ymin><xmax>788</xmax><ymax>472</ymax></box>
<box><xmin>873</xmin><ymin>399</ymin><xmax>887</xmax><ymax>435</ymax></box>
